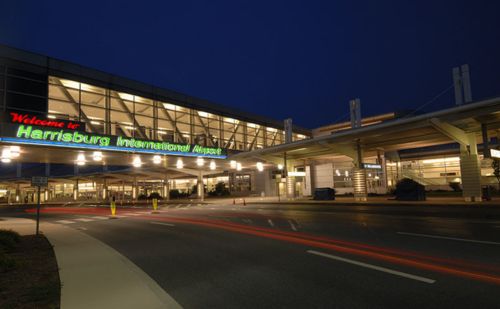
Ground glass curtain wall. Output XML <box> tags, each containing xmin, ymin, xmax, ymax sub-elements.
<box><xmin>386</xmin><ymin>155</ymin><xmax>498</xmax><ymax>190</ymax></box>
<box><xmin>48</xmin><ymin>76</ymin><xmax>307</xmax><ymax>150</ymax></box>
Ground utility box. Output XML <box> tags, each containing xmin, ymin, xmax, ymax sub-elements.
<box><xmin>313</xmin><ymin>188</ymin><xmax>336</xmax><ymax>200</ymax></box>
<box><xmin>482</xmin><ymin>185</ymin><xmax>492</xmax><ymax>201</ymax></box>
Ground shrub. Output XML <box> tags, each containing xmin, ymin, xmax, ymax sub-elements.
<box><xmin>449</xmin><ymin>182</ymin><xmax>462</xmax><ymax>192</ymax></box>
<box><xmin>148</xmin><ymin>192</ymin><xmax>162</xmax><ymax>200</ymax></box>
<box><xmin>0</xmin><ymin>253</ymin><xmax>17</xmax><ymax>272</ymax></box>
<box><xmin>0</xmin><ymin>229</ymin><xmax>20</xmax><ymax>251</ymax></box>
<box><xmin>208</xmin><ymin>182</ymin><xmax>230</xmax><ymax>197</ymax></box>
<box><xmin>394</xmin><ymin>178</ymin><xmax>426</xmax><ymax>201</ymax></box>
<box><xmin>169</xmin><ymin>189</ymin><xmax>189</xmax><ymax>199</ymax></box>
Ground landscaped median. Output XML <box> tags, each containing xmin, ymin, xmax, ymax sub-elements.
<box><xmin>0</xmin><ymin>226</ymin><xmax>60</xmax><ymax>309</ymax></box>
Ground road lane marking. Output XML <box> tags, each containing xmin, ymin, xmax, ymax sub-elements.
<box><xmin>91</xmin><ymin>216</ymin><xmax>109</xmax><ymax>220</ymax></box>
<box><xmin>307</xmin><ymin>250</ymin><xmax>436</xmax><ymax>284</ymax></box>
<box><xmin>288</xmin><ymin>220</ymin><xmax>298</xmax><ymax>231</ymax></box>
<box><xmin>150</xmin><ymin>221</ymin><xmax>175</xmax><ymax>227</ymax></box>
<box><xmin>123</xmin><ymin>213</ymin><xmax>141</xmax><ymax>216</ymax></box>
<box><xmin>267</xmin><ymin>219</ymin><xmax>275</xmax><ymax>227</ymax></box>
<box><xmin>74</xmin><ymin>218</ymin><xmax>95</xmax><ymax>222</ymax></box>
<box><xmin>56</xmin><ymin>220</ymin><xmax>76</xmax><ymax>224</ymax></box>
<box><xmin>397</xmin><ymin>232</ymin><xmax>500</xmax><ymax>246</ymax></box>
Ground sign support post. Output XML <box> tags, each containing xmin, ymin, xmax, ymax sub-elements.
<box><xmin>31</xmin><ymin>176</ymin><xmax>48</xmax><ymax>236</ymax></box>
<box><xmin>36</xmin><ymin>185</ymin><xmax>41</xmax><ymax>235</ymax></box>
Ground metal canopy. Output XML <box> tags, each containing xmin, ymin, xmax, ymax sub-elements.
<box><xmin>230</xmin><ymin>97</ymin><xmax>500</xmax><ymax>163</ymax></box>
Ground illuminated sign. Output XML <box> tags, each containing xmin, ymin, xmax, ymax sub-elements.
<box><xmin>361</xmin><ymin>163</ymin><xmax>382</xmax><ymax>169</ymax></box>
<box><xmin>6</xmin><ymin>111</ymin><xmax>84</xmax><ymax>131</ymax></box>
<box><xmin>0</xmin><ymin>124</ymin><xmax>226</xmax><ymax>159</ymax></box>
<box><xmin>288</xmin><ymin>171</ymin><xmax>306</xmax><ymax>176</ymax></box>
<box><xmin>491</xmin><ymin>149</ymin><xmax>500</xmax><ymax>159</ymax></box>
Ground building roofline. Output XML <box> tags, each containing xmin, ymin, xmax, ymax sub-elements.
<box><xmin>231</xmin><ymin>96</ymin><xmax>500</xmax><ymax>158</ymax></box>
<box><xmin>0</xmin><ymin>43</ymin><xmax>311</xmax><ymax>135</ymax></box>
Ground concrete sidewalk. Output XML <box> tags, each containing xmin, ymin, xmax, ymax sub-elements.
<box><xmin>0</xmin><ymin>217</ymin><xmax>182</xmax><ymax>309</ymax></box>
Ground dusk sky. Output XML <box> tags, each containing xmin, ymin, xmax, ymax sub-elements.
<box><xmin>1</xmin><ymin>0</ymin><xmax>499</xmax><ymax>128</ymax></box>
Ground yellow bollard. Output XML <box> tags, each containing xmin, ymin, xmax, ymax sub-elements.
<box><xmin>152</xmin><ymin>198</ymin><xmax>159</xmax><ymax>214</ymax></box>
<box><xmin>110</xmin><ymin>201</ymin><xmax>117</xmax><ymax>217</ymax></box>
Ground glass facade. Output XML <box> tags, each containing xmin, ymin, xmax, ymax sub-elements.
<box><xmin>47</xmin><ymin>76</ymin><xmax>308</xmax><ymax>151</ymax></box>
<box><xmin>386</xmin><ymin>155</ymin><xmax>497</xmax><ymax>189</ymax></box>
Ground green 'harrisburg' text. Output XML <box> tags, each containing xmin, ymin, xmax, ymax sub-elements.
<box><xmin>16</xmin><ymin>125</ymin><xmax>111</xmax><ymax>146</ymax></box>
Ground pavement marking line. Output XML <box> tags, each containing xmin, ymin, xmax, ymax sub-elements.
<box><xmin>150</xmin><ymin>221</ymin><xmax>175</xmax><ymax>227</ymax></box>
<box><xmin>74</xmin><ymin>218</ymin><xmax>95</xmax><ymax>222</ymax></box>
<box><xmin>91</xmin><ymin>216</ymin><xmax>109</xmax><ymax>220</ymax></box>
<box><xmin>288</xmin><ymin>220</ymin><xmax>298</xmax><ymax>231</ymax></box>
<box><xmin>268</xmin><ymin>219</ymin><xmax>275</xmax><ymax>227</ymax></box>
<box><xmin>307</xmin><ymin>250</ymin><xmax>436</xmax><ymax>284</ymax></box>
<box><xmin>56</xmin><ymin>220</ymin><xmax>76</xmax><ymax>224</ymax></box>
<box><xmin>397</xmin><ymin>232</ymin><xmax>500</xmax><ymax>246</ymax></box>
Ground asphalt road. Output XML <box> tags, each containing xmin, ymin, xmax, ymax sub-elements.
<box><xmin>3</xmin><ymin>203</ymin><xmax>500</xmax><ymax>308</ymax></box>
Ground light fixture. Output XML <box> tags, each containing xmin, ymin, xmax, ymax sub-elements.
<box><xmin>422</xmin><ymin>157</ymin><xmax>460</xmax><ymax>164</ymax></box>
<box><xmin>230</xmin><ymin>160</ymin><xmax>237</xmax><ymax>169</ymax></box>
<box><xmin>209</xmin><ymin>160</ymin><xmax>216</xmax><ymax>170</ymax></box>
<box><xmin>10</xmin><ymin>146</ymin><xmax>20</xmax><ymax>158</ymax></box>
<box><xmin>345</xmin><ymin>170</ymin><xmax>349</xmax><ymax>177</ymax></box>
<box><xmin>176</xmin><ymin>158</ymin><xmax>184</xmax><ymax>169</ymax></box>
<box><xmin>93</xmin><ymin>151</ymin><xmax>103</xmax><ymax>161</ymax></box>
<box><xmin>236</xmin><ymin>162</ymin><xmax>242</xmax><ymax>171</ymax></box>
<box><xmin>1</xmin><ymin>148</ymin><xmax>12</xmax><ymax>162</ymax></box>
<box><xmin>256</xmin><ymin>162</ymin><xmax>264</xmax><ymax>172</ymax></box>
<box><xmin>1</xmin><ymin>157</ymin><xmax>11</xmax><ymax>163</ymax></box>
<box><xmin>132</xmin><ymin>156</ymin><xmax>142</xmax><ymax>167</ymax></box>
<box><xmin>153</xmin><ymin>155</ymin><xmax>162</xmax><ymax>164</ymax></box>
<box><xmin>335</xmin><ymin>169</ymin><xmax>341</xmax><ymax>176</ymax></box>
<box><xmin>277</xmin><ymin>164</ymin><xmax>283</xmax><ymax>170</ymax></box>
<box><xmin>196</xmin><ymin>157</ymin><xmax>204</xmax><ymax>167</ymax></box>
<box><xmin>47</xmin><ymin>115</ymin><xmax>56</xmax><ymax>119</ymax></box>
<box><xmin>76</xmin><ymin>153</ymin><xmax>86</xmax><ymax>166</ymax></box>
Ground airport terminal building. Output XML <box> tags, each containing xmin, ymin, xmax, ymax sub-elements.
<box><xmin>1</xmin><ymin>44</ymin><xmax>500</xmax><ymax>203</ymax></box>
